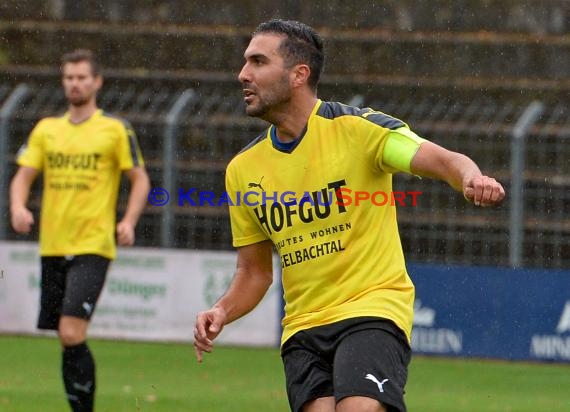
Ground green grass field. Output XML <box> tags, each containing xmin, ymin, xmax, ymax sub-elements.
<box><xmin>0</xmin><ymin>335</ymin><xmax>568</xmax><ymax>412</ymax></box>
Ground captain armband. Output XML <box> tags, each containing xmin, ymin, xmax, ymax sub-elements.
<box><xmin>381</xmin><ymin>127</ymin><xmax>427</xmax><ymax>174</ymax></box>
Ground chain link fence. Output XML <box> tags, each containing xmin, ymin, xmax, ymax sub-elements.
<box><xmin>1</xmin><ymin>79</ymin><xmax>568</xmax><ymax>269</ymax></box>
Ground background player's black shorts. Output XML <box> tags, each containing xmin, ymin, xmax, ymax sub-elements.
<box><xmin>38</xmin><ymin>254</ymin><xmax>110</xmax><ymax>330</ymax></box>
<box><xmin>281</xmin><ymin>317</ymin><xmax>411</xmax><ymax>412</ymax></box>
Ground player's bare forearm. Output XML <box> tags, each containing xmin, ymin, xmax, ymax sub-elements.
<box><xmin>214</xmin><ymin>241</ymin><xmax>274</xmax><ymax>324</ymax></box>
<box><xmin>121</xmin><ymin>166</ymin><xmax>150</xmax><ymax>227</ymax></box>
<box><xmin>410</xmin><ymin>141</ymin><xmax>505</xmax><ymax>206</ymax></box>
<box><xmin>194</xmin><ymin>268</ymin><xmax>271</xmax><ymax>361</ymax></box>
<box><xmin>215</xmin><ymin>268</ymin><xmax>273</xmax><ymax>324</ymax></box>
<box><xmin>194</xmin><ymin>240</ymin><xmax>273</xmax><ymax>362</ymax></box>
<box><xmin>410</xmin><ymin>141</ymin><xmax>474</xmax><ymax>190</ymax></box>
<box><xmin>9</xmin><ymin>167</ymin><xmax>39</xmax><ymax>233</ymax></box>
<box><xmin>9</xmin><ymin>167</ymin><xmax>38</xmax><ymax>211</ymax></box>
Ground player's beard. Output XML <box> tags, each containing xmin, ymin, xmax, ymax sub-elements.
<box><xmin>66</xmin><ymin>90</ymin><xmax>94</xmax><ymax>107</ymax></box>
<box><xmin>245</xmin><ymin>74</ymin><xmax>291</xmax><ymax>119</ymax></box>
<box><xmin>67</xmin><ymin>95</ymin><xmax>91</xmax><ymax>107</ymax></box>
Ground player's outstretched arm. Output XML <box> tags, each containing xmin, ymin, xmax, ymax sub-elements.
<box><xmin>193</xmin><ymin>240</ymin><xmax>274</xmax><ymax>362</ymax></box>
<box><xmin>9</xmin><ymin>166</ymin><xmax>39</xmax><ymax>234</ymax></box>
<box><xmin>117</xmin><ymin>166</ymin><xmax>150</xmax><ymax>246</ymax></box>
<box><xmin>410</xmin><ymin>141</ymin><xmax>505</xmax><ymax>207</ymax></box>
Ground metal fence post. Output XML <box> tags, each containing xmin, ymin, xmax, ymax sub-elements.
<box><xmin>0</xmin><ymin>83</ymin><xmax>30</xmax><ymax>240</ymax></box>
<box><xmin>509</xmin><ymin>101</ymin><xmax>544</xmax><ymax>268</ymax></box>
<box><xmin>161</xmin><ymin>89</ymin><xmax>195</xmax><ymax>248</ymax></box>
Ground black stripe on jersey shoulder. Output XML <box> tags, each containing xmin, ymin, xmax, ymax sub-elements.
<box><xmin>102</xmin><ymin>111</ymin><xmax>141</xmax><ymax>167</ymax></box>
<box><xmin>317</xmin><ymin>101</ymin><xmax>361</xmax><ymax>119</ymax></box>
<box><xmin>237</xmin><ymin>130</ymin><xmax>268</xmax><ymax>155</ymax></box>
<box><xmin>317</xmin><ymin>101</ymin><xmax>405</xmax><ymax>130</ymax></box>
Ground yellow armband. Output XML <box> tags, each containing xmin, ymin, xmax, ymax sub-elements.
<box><xmin>382</xmin><ymin>127</ymin><xmax>427</xmax><ymax>173</ymax></box>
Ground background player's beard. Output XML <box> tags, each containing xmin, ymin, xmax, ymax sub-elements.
<box><xmin>66</xmin><ymin>86</ymin><xmax>96</xmax><ymax>108</ymax></box>
<box><xmin>67</xmin><ymin>95</ymin><xmax>91</xmax><ymax>107</ymax></box>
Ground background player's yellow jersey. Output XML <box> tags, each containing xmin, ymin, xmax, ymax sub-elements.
<box><xmin>226</xmin><ymin>100</ymin><xmax>426</xmax><ymax>346</ymax></box>
<box><xmin>17</xmin><ymin>109</ymin><xmax>144</xmax><ymax>259</ymax></box>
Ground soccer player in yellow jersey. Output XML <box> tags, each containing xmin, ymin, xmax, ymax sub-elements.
<box><xmin>194</xmin><ymin>20</ymin><xmax>505</xmax><ymax>412</ymax></box>
<box><xmin>9</xmin><ymin>49</ymin><xmax>150</xmax><ymax>412</ymax></box>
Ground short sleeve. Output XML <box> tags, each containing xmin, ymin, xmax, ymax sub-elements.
<box><xmin>117</xmin><ymin>121</ymin><xmax>145</xmax><ymax>170</ymax></box>
<box><xmin>16</xmin><ymin>121</ymin><xmax>46</xmax><ymax>170</ymax></box>
<box><xmin>356</xmin><ymin>108</ymin><xmax>413</xmax><ymax>174</ymax></box>
<box><xmin>226</xmin><ymin>161</ymin><xmax>269</xmax><ymax>248</ymax></box>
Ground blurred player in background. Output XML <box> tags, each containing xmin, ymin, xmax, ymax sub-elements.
<box><xmin>194</xmin><ymin>20</ymin><xmax>505</xmax><ymax>412</ymax></box>
<box><xmin>9</xmin><ymin>49</ymin><xmax>150</xmax><ymax>412</ymax></box>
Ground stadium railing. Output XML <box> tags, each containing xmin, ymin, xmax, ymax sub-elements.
<box><xmin>0</xmin><ymin>78</ymin><xmax>567</xmax><ymax>269</ymax></box>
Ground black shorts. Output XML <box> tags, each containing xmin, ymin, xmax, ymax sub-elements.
<box><xmin>281</xmin><ymin>317</ymin><xmax>411</xmax><ymax>412</ymax></box>
<box><xmin>38</xmin><ymin>254</ymin><xmax>110</xmax><ymax>330</ymax></box>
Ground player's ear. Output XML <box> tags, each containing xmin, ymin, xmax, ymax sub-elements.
<box><xmin>94</xmin><ymin>74</ymin><xmax>103</xmax><ymax>91</ymax></box>
<box><xmin>291</xmin><ymin>64</ymin><xmax>311</xmax><ymax>88</ymax></box>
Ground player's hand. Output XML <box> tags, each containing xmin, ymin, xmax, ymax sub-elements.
<box><xmin>463</xmin><ymin>175</ymin><xmax>505</xmax><ymax>207</ymax></box>
<box><xmin>10</xmin><ymin>207</ymin><xmax>34</xmax><ymax>234</ymax></box>
<box><xmin>116</xmin><ymin>220</ymin><xmax>135</xmax><ymax>246</ymax></box>
<box><xmin>194</xmin><ymin>306</ymin><xmax>227</xmax><ymax>363</ymax></box>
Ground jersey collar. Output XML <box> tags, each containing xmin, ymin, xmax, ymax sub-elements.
<box><xmin>269</xmin><ymin>99</ymin><xmax>322</xmax><ymax>154</ymax></box>
<box><xmin>65</xmin><ymin>108</ymin><xmax>103</xmax><ymax>126</ymax></box>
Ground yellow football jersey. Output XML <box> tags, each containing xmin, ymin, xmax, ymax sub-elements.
<box><xmin>17</xmin><ymin>109</ymin><xmax>144</xmax><ymax>259</ymax></box>
<box><xmin>226</xmin><ymin>100</ymin><xmax>426</xmax><ymax>346</ymax></box>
